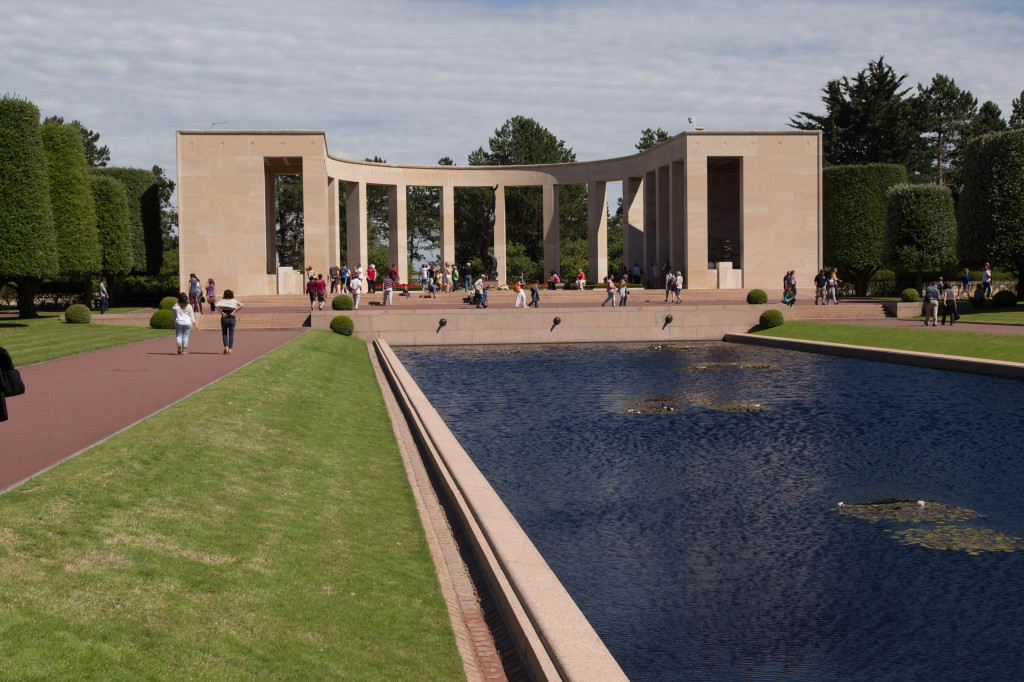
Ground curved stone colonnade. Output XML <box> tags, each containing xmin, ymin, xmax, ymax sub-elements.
<box><xmin>176</xmin><ymin>129</ymin><xmax>821</xmax><ymax>297</ymax></box>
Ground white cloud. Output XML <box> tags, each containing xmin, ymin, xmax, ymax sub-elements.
<box><xmin>2</xmin><ymin>0</ymin><xmax>1022</xmax><ymax>197</ymax></box>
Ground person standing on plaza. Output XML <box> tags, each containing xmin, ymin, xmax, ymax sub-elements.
<box><xmin>514</xmin><ymin>278</ymin><xmax>527</xmax><ymax>308</ymax></box>
<box><xmin>673</xmin><ymin>271</ymin><xmax>683</xmax><ymax>302</ymax></box>
<box><xmin>664</xmin><ymin>271</ymin><xmax>675</xmax><ymax>302</ymax></box>
<box><xmin>420</xmin><ymin>263</ymin><xmax>429</xmax><ymax>289</ymax></box>
<box><xmin>329</xmin><ymin>264</ymin><xmax>339</xmax><ymax>294</ymax></box>
<box><xmin>98</xmin><ymin>276</ymin><xmax>110</xmax><ymax>314</ymax></box>
<box><xmin>632</xmin><ymin>263</ymin><xmax>642</xmax><ymax>285</ymax></box>
<box><xmin>216</xmin><ymin>289</ymin><xmax>244</xmax><ymax>354</ymax></box>
<box><xmin>339</xmin><ymin>264</ymin><xmax>350</xmax><ymax>294</ymax></box>
<box><xmin>923</xmin><ymin>281</ymin><xmax>940</xmax><ymax>326</ymax></box>
<box><xmin>172</xmin><ymin>292</ymin><xmax>197</xmax><ymax>355</ymax></box>
<box><xmin>205</xmin><ymin>278</ymin><xmax>217</xmax><ymax>314</ymax></box>
<box><xmin>474</xmin><ymin>275</ymin><xmax>487</xmax><ymax>308</ymax></box>
<box><xmin>353</xmin><ymin>264</ymin><xmax>363</xmax><ymax>292</ymax></box>
<box><xmin>188</xmin><ymin>273</ymin><xmax>203</xmax><ymax>315</ymax></box>
<box><xmin>813</xmin><ymin>269</ymin><xmax>827</xmax><ymax>305</ymax></box>
<box><xmin>349</xmin><ymin>271</ymin><xmax>362</xmax><ymax>309</ymax></box>
<box><xmin>959</xmin><ymin>268</ymin><xmax>970</xmax><ymax>300</ymax></box>
<box><xmin>619</xmin><ymin>278</ymin><xmax>630</xmax><ymax>306</ymax></box>
<box><xmin>382</xmin><ymin>273</ymin><xmax>394</xmax><ymax>305</ymax></box>
<box><xmin>983</xmin><ymin>262</ymin><xmax>992</xmax><ymax>298</ymax></box>
<box><xmin>601</xmin><ymin>276</ymin><xmax>617</xmax><ymax>307</ymax></box>
<box><xmin>306</xmin><ymin>275</ymin><xmax>317</xmax><ymax>311</ymax></box>
<box><xmin>315</xmin><ymin>273</ymin><xmax>327</xmax><ymax>310</ymax></box>
<box><xmin>451</xmin><ymin>263</ymin><xmax>459</xmax><ymax>293</ymax></box>
<box><xmin>389</xmin><ymin>263</ymin><xmax>399</xmax><ymax>284</ymax></box>
<box><xmin>464</xmin><ymin>262</ymin><xmax>472</xmax><ymax>292</ymax></box>
<box><xmin>366</xmin><ymin>264</ymin><xmax>377</xmax><ymax>294</ymax></box>
<box><xmin>826</xmin><ymin>268</ymin><xmax>841</xmax><ymax>305</ymax></box>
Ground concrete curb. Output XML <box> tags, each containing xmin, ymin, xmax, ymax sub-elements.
<box><xmin>373</xmin><ymin>339</ymin><xmax>628</xmax><ymax>682</ymax></box>
<box><xmin>723</xmin><ymin>333</ymin><xmax>1024</xmax><ymax>380</ymax></box>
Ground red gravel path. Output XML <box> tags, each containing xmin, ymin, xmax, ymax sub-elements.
<box><xmin>1</xmin><ymin>330</ymin><xmax>304</xmax><ymax>493</ymax></box>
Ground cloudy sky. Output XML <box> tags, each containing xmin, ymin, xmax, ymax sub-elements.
<box><xmin>3</xmin><ymin>0</ymin><xmax>1023</xmax><ymax>205</ymax></box>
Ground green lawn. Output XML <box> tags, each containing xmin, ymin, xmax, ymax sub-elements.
<box><xmin>753</xmin><ymin>321</ymin><xmax>1024</xmax><ymax>363</ymax></box>
<box><xmin>0</xmin><ymin>315</ymin><xmax>167</xmax><ymax>365</ymax></box>
<box><xmin>0</xmin><ymin>332</ymin><xmax>464</xmax><ymax>680</ymax></box>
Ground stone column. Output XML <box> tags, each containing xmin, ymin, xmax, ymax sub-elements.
<box><xmin>588</xmin><ymin>180</ymin><xmax>608</xmax><ymax>283</ymax></box>
<box><xmin>494</xmin><ymin>185</ymin><xmax>506</xmax><ymax>284</ymax></box>
<box><xmin>439</xmin><ymin>184</ymin><xmax>455</xmax><ymax>273</ymax></box>
<box><xmin>327</xmin><ymin>177</ymin><xmax>340</xmax><ymax>272</ymax></box>
<box><xmin>388</xmin><ymin>183</ymin><xmax>408</xmax><ymax>280</ymax></box>
<box><xmin>345</xmin><ymin>180</ymin><xmax>367</xmax><ymax>276</ymax></box>
<box><xmin>264</xmin><ymin>169</ymin><xmax>277</xmax><ymax>276</ymax></box>
<box><xmin>302</xmin><ymin>157</ymin><xmax>331</xmax><ymax>278</ymax></box>
<box><xmin>623</xmin><ymin>176</ymin><xmax>644</xmax><ymax>278</ymax></box>
<box><xmin>669</xmin><ymin>161</ymin><xmax>686</xmax><ymax>286</ymax></box>
<box><xmin>543</xmin><ymin>183</ymin><xmax>560</xmax><ymax>279</ymax></box>
<box><xmin>656</xmin><ymin>165</ymin><xmax>670</xmax><ymax>273</ymax></box>
<box><xmin>644</xmin><ymin>170</ymin><xmax>657</xmax><ymax>284</ymax></box>
<box><xmin>684</xmin><ymin>139</ymin><xmax>710</xmax><ymax>289</ymax></box>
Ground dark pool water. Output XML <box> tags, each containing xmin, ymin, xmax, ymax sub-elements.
<box><xmin>395</xmin><ymin>343</ymin><xmax>1024</xmax><ymax>682</ymax></box>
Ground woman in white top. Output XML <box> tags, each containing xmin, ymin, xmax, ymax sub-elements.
<box><xmin>216</xmin><ymin>289</ymin><xmax>244</xmax><ymax>355</ymax></box>
<box><xmin>171</xmin><ymin>292</ymin><xmax>197</xmax><ymax>355</ymax></box>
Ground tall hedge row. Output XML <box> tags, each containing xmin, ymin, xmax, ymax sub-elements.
<box><xmin>958</xmin><ymin>130</ymin><xmax>1024</xmax><ymax>295</ymax></box>
<box><xmin>40</xmin><ymin>121</ymin><xmax>100</xmax><ymax>276</ymax></box>
<box><xmin>885</xmin><ymin>183</ymin><xmax>957</xmax><ymax>288</ymax></box>
<box><xmin>92</xmin><ymin>167</ymin><xmax>161</xmax><ymax>274</ymax></box>
<box><xmin>90</xmin><ymin>174</ymin><xmax>135</xmax><ymax>275</ymax></box>
<box><xmin>0</xmin><ymin>95</ymin><xmax>58</xmax><ymax>281</ymax></box>
<box><xmin>823</xmin><ymin>163</ymin><xmax>907</xmax><ymax>296</ymax></box>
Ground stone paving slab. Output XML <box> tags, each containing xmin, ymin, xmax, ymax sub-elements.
<box><xmin>1</xmin><ymin>330</ymin><xmax>304</xmax><ymax>493</ymax></box>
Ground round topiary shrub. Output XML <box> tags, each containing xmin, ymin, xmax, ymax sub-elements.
<box><xmin>159</xmin><ymin>296</ymin><xmax>177</xmax><ymax>310</ymax></box>
<box><xmin>759</xmin><ymin>309</ymin><xmax>784</xmax><ymax>328</ymax></box>
<box><xmin>64</xmin><ymin>303</ymin><xmax>91</xmax><ymax>324</ymax></box>
<box><xmin>330</xmin><ymin>315</ymin><xmax>355</xmax><ymax>336</ymax></box>
<box><xmin>150</xmin><ymin>309</ymin><xmax>174</xmax><ymax>329</ymax></box>
<box><xmin>900</xmin><ymin>288</ymin><xmax>921</xmax><ymax>302</ymax></box>
<box><xmin>992</xmin><ymin>290</ymin><xmax>1017</xmax><ymax>308</ymax></box>
<box><xmin>332</xmin><ymin>294</ymin><xmax>354</xmax><ymax>310</ymax></box>
<box><xmin>747</xmin><ymin>289</ymin><xmax>768</xmax><ymax>304</ymax></box>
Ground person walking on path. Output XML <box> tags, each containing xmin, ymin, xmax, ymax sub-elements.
<box><xmin>528</xmin><ymin>283</ymin><xmax>540</xmax><ymax>308</ymax></box>
<box><xmin>216</xmin><ymin>289</ymin><xmax>244</xmax><ymax>354</ymax></box>
<box><xmin>814</xmin><ymin>269</ymin><xmax>827</xmax><ymax>305</ymax></box>
<box><xmin>474</xmin><ymin>276</ymin><xmax>488</xmax><ymax>308</ymax></box>
<box><xmin>205</xmin><ymin>278</ymin><xmax>217</xmax><ymax>314</ymax></box>
<box><xmin>923</xmin><ymin>281</ymin><xmax>940</xmax><ymax>326</ymax></box>
<box><xmin>172</xmin><ymin>292</ymin><xmax>197</xmax><ymax>355</ymax></box>
<box><xmin>959</xmin><ymin>268</ymin><xmax>970</xmax><ymax>300</ymax></box>
<box><xmin>983</xmin><ymin>262</ymin><xmax>992</xmax><ymax>298</ymax></box>
<box><xmin>329</xmin><ymin>264</ymin><xmax>339</xmax><ymax>294</ymax></box>
<box><xmin>601</xmin><ymin>277</ymin><xmax>617</xmax><ymax>307</ymax></box>
<box><xmin>382</xmin><ymin>274</ymin><xmax>394</xmax><ymax>305</ymax></box>
<box><xmin>188</xmin><ymin>273</ymin><xmax>203</xmax><ymax>315</ymax></box>
<box><xmin>306</xmin><ymin>276</ymin><xmax>317</xmax><ymax>311</ymax></box>
<box><xmin>941</xmin><ymin>283</ymin><xmax>958</xmax><ymax>325</ymax></box>
<box><xmin>826</xmin><ymin>268</ymin><xmax>841</xmax><ymax>305</ymax></box>
<box><xmin>664</xmin><ymin>271</ymin><xmax>675</xmax><ymax>302</ymax></box>
<box><xmin>315</xmin><ymin>273</ymin><xmax>327</xmax><ymax>311</ymax></box>
<box><xmin>513</xmin><ymin>279</ymin><xmax>527</xmax><ymax>308</ymax></box>
<box><xmin>673</xmin><ymin>271</ymin><xmax>683</xmax><ymax>303</ymax></box>
<box><xmin>98</xmin><ymin>277</ymin><xmax>110</xmax><ymax>314</ymax></box>
<box><xmin>464</xmin><ymin>263</ymin><xmax>472</xmax><ymax>292</ymax></box>
<box><xmin>349</xmin><ymin>273</ymin><xmax>362</xmax><ymax>309</ymax></box>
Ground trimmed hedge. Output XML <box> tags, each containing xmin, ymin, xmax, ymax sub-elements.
<box><xmin>158</xmin><ymin>296</ymin><xmax>177</xmax><ymax>310</ymax></box>
<box><xmin>900</xmin><ymin>288</ymin><xmax>921</xmax><ymax>302</ymax></box>
<box><xmin>332</xmin><ymin>294</ymin><xmax>354</xmax><ymax>310</ymax></box>
<box><xmin>0</xmin><ymin>95</ymin><xmax>58</xmax><ymax>280</ymax></box>
<box><xmin>40</xmin><ymin>121</ymin><xmax>100</xmax><ymax>277</ymax></box>
<box><xmin>746</xmin><ymin>289</ymin><xmax>768</xmax><ymax>304</ymax></box>
<box><xmin>885</xmin><ymin>184</ymin><xmax>957</xmax><ymax>276</ymax></box>
<box><xmin>992</xmin><ymin>290</ymin><xmax>1017</xmax><ymax>308</ymax></box>
<box><xmin>64</xmin><ymin>303</ymin><xmax>92</xmax><ymax>324</ymax></box>
<box><xmin>92</xmin><ymin>167</ymin><xmax>161</xmax><ymax>274</ymax></box>
<box><xmin>759</xmin><ymin>309</ymin><xmax>784</xmax><ymax>328</ymax></box>
<box><xmin>90</xmin><ymin>175</ymin><xmax>134</xmax><ymax>275</ymax></box>
<box><xmin>824</xmin><ymin>163</ymin><xmax>907</xmax><ymax>295</ymax></box>
<box><xmin>330</xmin><ymin>315</ymin><xmax>354</xmax><ymax>335</ymax></box>
<box><xmin>149</xmin><ymin>308</ymin><xmax>174</xmax><ymax>329</ymax></box>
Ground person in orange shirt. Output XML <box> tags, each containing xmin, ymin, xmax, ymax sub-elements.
<box><xmin>513</xmin><ymin>277</ymin><xmax>526</xmax><ymax>308</ymax></box>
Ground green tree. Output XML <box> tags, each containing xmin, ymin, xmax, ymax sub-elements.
<box><xmin>275</xmin><ymin>175</ymin><xmax>303</xmax><ymax>268</ymax></box>
<box><xmin>1009</xmin><ymin>90</ymin><xmax>1024</xmax><ymax>130</ymax></box>
<box><xmin>89</xmin><ymin>174</ymin><xmax>135</xmax><ymax>277</ymax></box>
<box><xmin>0</xmin><ymin>95</ymin><xmax>57</xmax><ymax>318</ymax></box>
<box><xmin>914</xmin><ymin>74</ymin><xmax>978</xmax><ymax>186</ymax></box>
<box><xmin>823</xmin><ymin>164</ymin><xmax>907</xmax><ymax>295</ymax></box>
<box><xmin>151</xmin><ymin>165</ymin><xmax>178</xmax><ymax>250</ymax></box>
<box><xmin>636</xmin><ymin>127</ymin><xmax>670</xmax><ymax>151</ymax></box>
<box><xmin>790</xmin><ymin>57</ymin><xmax>921</xmax><ymax>168</ymax></box>
<box><xmin>41</xmin><ymin>115</ymin><xmax>110</xmax><ymax>166</ymax></box>
<box><xmin>39</xmin><ymin>121</ymin><xmax>100</xmax><ymax>278</ymax></box>
<box><xmin>958</xmin><ymin>130</ymin><xmax>1024</xmax><ymax>295</ymax></box>
<box><xmin>966</xmin><ymin>101</ymin><xmax>1008</xmax><ymax>139</ymax></box>
<box><xmin>92</xmin><ymin>167</ymin><xmax>161</xmax><ymax>274</ymax></box>
<box><xmin>884</xmin><ymin>183</ymin><xmax>957</xmax><ymax>291</ymax></box>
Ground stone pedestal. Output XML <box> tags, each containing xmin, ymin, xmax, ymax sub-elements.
<box><xmin>716</xmin><ymin>262</ymin><xmax>743</xmax><ymax>289</ymax></box>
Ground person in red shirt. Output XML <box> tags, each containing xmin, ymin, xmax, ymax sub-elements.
<box><xmin>315</xmin><ymin>273</ymin><xmax>327</xmax><ymax>310</ymax></box>
<box><xmin>306</xmin><ymin>276</ymin><xmax>317</xmax><ymax>311</ymax></box>
<box><xmin>382</xmin><ymin>275</ymin><xmax>394</xmax><ymax>305</ymax></box>
<box><xmin>366</xmin><ymin>264</ymin><xmax>377</xmax><ymax>294</ymax></box>
<box><xmin>388</xmin><ymin>264</ymin><xmax>399</xmax><ymax>283</ymax></box>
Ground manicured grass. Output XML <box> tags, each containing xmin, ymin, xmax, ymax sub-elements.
<box><xmin>946</xmin><ymin>302</ymin><xmax>1024</xmax><ymax>326</ymax></box>
<box><xmin>753</xmin><ymin>321</ymin><xmax>1024</xmax><ymax>363</ymax></box>
<box><xmin>0</xmin><ymin>315</ymin><xmax>167</xmax><ymax>365</ymax></box>
<box><xmin>0</xmin><ymin>332</ymin><xmax>464</xmax><ymax>680</ymax></box>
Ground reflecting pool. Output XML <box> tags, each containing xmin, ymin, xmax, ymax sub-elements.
<box><xmin>395</xmin><ymin>342</ymin><xmax>1024</xmax><ymax>681</ymax></box>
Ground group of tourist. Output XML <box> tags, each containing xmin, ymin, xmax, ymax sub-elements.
<box><xmin>600</xmin><ymin>276</ymin><xmax>631</xmax><ymax>307</ymax></box>
<box><xmin>812</xmin><ymin>269</ymin><xmax>842</xmax><ymax>305</ymax></box>
<box><xmin>171</xmin><ymin>274</ymin><xmax>244</xmax><ymax>355</ymax></box>
<box><xmin>922</xmin><ymin>280</ymin><xmax>962</xmax><ymax>326</ymax></box>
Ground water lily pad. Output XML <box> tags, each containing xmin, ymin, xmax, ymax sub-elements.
<box><xmin>839</xmin><ymin>500</ymin><xmax>982</xmax><ymax>524</ymax></box>
<box><xmin>891</xmin><ymin>527</ymin><xmax>1024</xmax><ymax>554</ymax></box>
